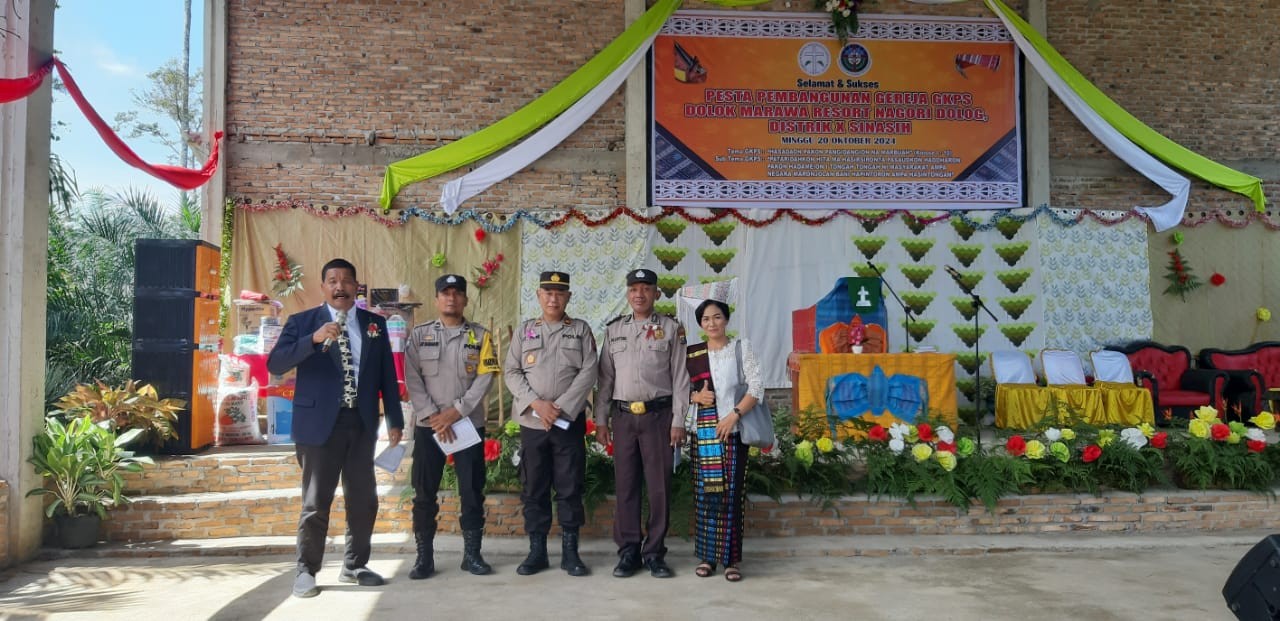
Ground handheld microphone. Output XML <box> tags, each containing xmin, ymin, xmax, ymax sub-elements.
<box><xmin>323</xmin><ymin>309</ymin><xmax>348</xmax><ymax>352</ymax></box>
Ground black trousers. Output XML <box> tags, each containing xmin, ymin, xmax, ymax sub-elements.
<box><xmin>610</xmin><ymin>405</ymin><xmax>675</xmax><ymax>560</ymax></box>
<box><xmin>412</xmin><ymin>425</ymin><xmax>487</xmax><ymax>533</ymax></box>
<box><xmin>519</xmin><ymin>414</ymin><xmax>586</xmax><ymax>534</ymax></box>
<box><xmin>295</xmin><ymin>409</ymin><xmax>377</xmax><ymax>576</ymax></box>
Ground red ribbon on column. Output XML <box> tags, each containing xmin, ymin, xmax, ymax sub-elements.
<box><xmin>52</xmin><ymin>58</ymin><xmax>223</xmax><ymax>191</ymax></box>
<box><xmin>0</xmin><ymin>59</ymin><xmax>54</xmax><ymax>104</ymax></box>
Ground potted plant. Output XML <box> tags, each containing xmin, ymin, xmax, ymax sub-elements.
<box><xmin>53</xmin><ymin>380</ymin><xmax>184</xmax><ymax>450</ymax></box>
<box><xmin>26</xmin><ymin>416</ymin><xmax>152</xmax><ymax>548</ymax></box>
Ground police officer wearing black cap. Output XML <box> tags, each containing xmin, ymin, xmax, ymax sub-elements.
<box><xmin>505</xmin><ymin>271</ymin><xmax>598</xmax><ymax>577</ymax></box>
<box><xmin>596</xmin><ymin>268</ymin><xmax>689</xmax><ymax>578</ymax></box>
<box><xmin>403</xmin><ymin>274</ymin><xmax>497</xmax><ymax>580</ymax></box>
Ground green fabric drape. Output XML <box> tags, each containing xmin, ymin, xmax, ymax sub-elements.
<box><xmin>986</xmin><ymin>0</ymin><xmax>1266</xmax><ymax>212</ymax></box>
<box><xmin>379</xmin><ymin>0</ymin><xmax>681</xmax><ymax>210</ymax></box>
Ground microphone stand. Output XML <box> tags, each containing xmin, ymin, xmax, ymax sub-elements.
<box><xmin>951</xmin><ymin>272</ymin><xmax>998</xmax><ymax>451</ymax></box>
<box><xmin>867</xmin><ymin>262</ymin><xmax>914</xmax><ymax>353</ymax></box>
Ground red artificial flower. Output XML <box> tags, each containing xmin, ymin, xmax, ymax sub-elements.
<box><xmin>477</xmin><ymin>275</ymin><xmax>489</xmax><ymax>287</ymax></box>
<box><xmin>867</xmin><ymin>425</ymin><xmax>888</xmax><ymax>442</ymax></box>
<box><xmin>483</xmin><ymin>438</ymin><xmax>502</xmax><ymax>462</ymax></box>
<box><xmin>1005</xmin><ymin>435</ymin><xmax>1027</xmax><ymax>457</ymax></box>
<box><xmin>1150</xmin><ymin>432</ymin><xmax>1168</xmax><ymax>449</ymax></box>
<box><xmin>446</xmin><ymin>454</ymin><xmax>455</xmax><ymax>466</ymax></box>
<box><xmin>916</xmin><ymin>423</ymin><xmax>934</xmax><ymax>443</ymax></box>
<box><xmin>1247</xmin><ymin>439</ymin><xmax>1266</xmax><ymax>453</ymax></box>
<box><xmin>585</xmin><ymin>419</ymin><xmax>597</xmax><ymax>436</ymax></box>
<box><xmin>1082</xmin><ymin>444</ymin><xmax>1102</xmax><ymax>463</ymax></box>
<box><xmin>605</xmin><ymin>442</ymin><xmax>614</xmax><ymax>456</ymax></box>
<box><xmin>936</xmin><ymin>441</ymin><xmax>957</xmax><ymax>453</ymax></box>
<box><xmin>474</xmin><ymin>228</ymin><xmax>486</xmax><ymax>242</ymax></box>
<box><xmin>496</xmin><ymin>253</ymin><xmax>505</xmax><ymax>262</ymax></box>
<box><xmin>1210</xmin><ymin>423</ymin><xmax>1231</xmax><ymax>441</ymax></box>
<box><xmin>760</xmin><ymin>443</ymin><xmax>772</xmax><ymax>454</ymax></box>
<box><xmin>1210</xmin><ymin>272</ymin><xmax>1226</xmax><ymax>286</ymax></box>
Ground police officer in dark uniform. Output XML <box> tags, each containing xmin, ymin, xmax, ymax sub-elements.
<box><xmin>505</xmin><ymin>271</ymin><xmax>599</xmax><ymax>577</ymax></box>
<box><xmin>403</xmin><ymin>274</ymin><xmax>497</xmax><ymax>579</ymax></box>
<box><xmin>595</xmin><ymin>268</ymin><xmax>689</xmax><ymax>578</ymax></box>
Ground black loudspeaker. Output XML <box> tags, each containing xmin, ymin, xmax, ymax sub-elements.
<box><xmin>1224</xmin><ymin>534</ymin><xmax>1280</xmax><ymax>620</ymax></box>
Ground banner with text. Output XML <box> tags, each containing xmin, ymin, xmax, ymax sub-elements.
<box><xmin>651</xmin><ymin>11</ymin><xmax>1022</xmax><ymax>210</ymax></box>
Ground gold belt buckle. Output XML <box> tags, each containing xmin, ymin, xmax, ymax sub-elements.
<box><xmin>628</xmin><ymin>401</ymin><xmax>647</xmax><ymax>415</ymax></box>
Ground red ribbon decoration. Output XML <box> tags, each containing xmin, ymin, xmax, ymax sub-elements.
<box><xmin>52</xmin><ymin>58</ymin><xmax>223</xmax><ymax>191</ymax></box>
<box><xmin>1</xmin><ymin>57</ymin><xmax>222</xmax><ymax>191</ymax></box>
<box><xmin>0</xmin><ymin>59</ymin><xmax>54</xmax><ymax>104</ymax></box>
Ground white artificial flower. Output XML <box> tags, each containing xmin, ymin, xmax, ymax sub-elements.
<box><xmin>511</xmin><ymin>451</ymin><xmax>521</xmax><ymax>467</ymax></box>
<box><xmin>1120</xmin><ymin>427</ymin><xmax>1148</xmax><ymax>449</ymax></box>
<box><xmin>936</xmin><ymin>426</ymin><xmax>955</xmax><ymax>443</ymax></box>
<box><xmin>841</xmin><ymin>9</ymin><xmax>851</xmax><ymax>18</ymax></box>
<box><xmin>889</xmin><ymin>423</ymin><xmax>910</xmax><ymax>440</ymax></box>
<box><xmin>888</xmin><ymin>438</ymin><xmax>905</xmax><ymax>454</ymax></box>
<box><xmin>825</xmin><ymin>0</ymin><xmax>838</xmax><ymax>11</ymax></box>
<box><xmin>1246</xmin><ymin>428</ymin><xmax>1266</xmax><ymax>442</ymax></box>
<box><xmin>1044</xmin><ymin>428</ymin><xmax>1062</xmax><ymax>442</ymax></box>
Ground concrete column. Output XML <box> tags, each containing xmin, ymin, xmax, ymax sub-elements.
<box><xmin>623</xmin><ymin>0</ymin><xmax>647</xmax><ymax>211</ymax></box>
<box><xmin>0</xmin><ymin>0</ymin><xmax>55</xmax><ymax>565</ymax></box>
<box><xmin>1024</xmin><ymin>0</ymin><xmax>1050</xmax><ymax>209</ymax></box>
<box><xmin>199</xmin><ymin>0</ymin><xmax>227</xmax><ymax>245</ymax></box>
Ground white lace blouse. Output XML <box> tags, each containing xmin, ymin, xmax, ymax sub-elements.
<box><xmin>687</xmin><ymin>338</ymin><xmax>765</xmax><ymax>428</ymax></box>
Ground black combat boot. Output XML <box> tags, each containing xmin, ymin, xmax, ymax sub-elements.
<box><xmin>516</xmin><ymin>532</ymin><xmax>550</xmax><ymax>575</ymax></box>
<box><xmin>560</xmin><ymin>528</ymin><xmax>588</xmax><ymax>577</ymax></box>
<box><xmin>408</xmin><ymin>531</ymin><xmax>434</xmax><ymax>580</ymax></box>
<box><xmin>460</xmin><ymin>528</ymin><xmax>492</xmax><ymax>575</ymax></box>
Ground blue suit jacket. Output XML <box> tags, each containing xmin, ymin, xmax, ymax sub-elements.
<box><xmin>267</xmin><ymin>304</ymin><xmax>405</xmax><ymax>446</ymax></box>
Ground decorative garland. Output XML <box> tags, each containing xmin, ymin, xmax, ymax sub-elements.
<box><xmin>219</xmin><ymin>199</ymin><xmax>235</xmax><ymax>335</ymax></box>
<box><xmin>230</xmin><ymin>197</ymin><xmax>1280</xmax><ymax>232</ymax></box>
<box><xmin>271</xmin><ymin>244</ymin><xmax>305</xmax><ymax>298</ymax></box>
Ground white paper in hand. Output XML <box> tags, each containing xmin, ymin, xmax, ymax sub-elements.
<box><xmin>374</xmin><ymin>443</ymin><xmax>406</xmax><ymax>472</ymax></box>
<box><xmin>434</xmin><ymin>418</ymin><xmax>482</xmax><ymax>455</ymax></box>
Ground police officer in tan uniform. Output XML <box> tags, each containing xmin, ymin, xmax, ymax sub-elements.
<box><xmin>595</xmin><ymin>268</ymin><xmax>689</xmax><ymax>578</ymax></box>
<box><xmin>504</xmin><ymin>271</ymin><xmax>599</xmax><ymax>577</ymax></box>
<box><xmin>404</xmin><ymin>274</ymin><xmax>497</xmax><ymax>580</ymax></box>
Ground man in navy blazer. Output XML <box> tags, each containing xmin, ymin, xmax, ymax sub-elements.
<box><xmin>267</xmin><ymin>258</ymin><xmax>404</xmax><ymax>598</ymax></box>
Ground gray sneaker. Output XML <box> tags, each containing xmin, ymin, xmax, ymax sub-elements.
<box><xmin>339</xmin><ymin>566</ymin><xmax>385</xmax><ymax>586</ymax></box>
<box><xmin>292</xmin><ymin>572</ymin><xmax>319</xmax><ymax>598</ymax></box>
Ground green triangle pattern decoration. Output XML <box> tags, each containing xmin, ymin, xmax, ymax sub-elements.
<box><xmin>900</xmin><ymin>265</ymin><xmax>935</xmax><ymax>288</ymax></box>
<box><xmin>993</xmin><ymin>241</ymin><xmax>1030</xmax><ymax>266</ymax></box>
<box><xmin>949</xmin><ymin>243</ymin><xmax>984</xmax><ymax>267</ymax></box>
<box><xmin>853</xmin><ymin>236</ymin><xmax>888</xmax><ymax>260</ymax></box>
<box><xmin>700</xmin><ymin>248</ymin><xmax>737</xmax><ymax>273</ymax></box>
<box><xmin>900</xmin><ymin>238</ymin><xmax>935</xmax><ymax>262</ymax></box>
<box><xmin>654</xmin><ymin>217</ymin><xmax>688</xmax><ymax>243</ymax></box>
<box><xmin>656</xmin><ymin>273</ymin><xmax>687</xmax><ymax>298</ymax></box>
<box><xmin>653</xmin><ymin>246</ymin><xmax>686</xmax><ymax>271</ymax></box>
<box><xmin>701</xmin><ymin>221</ymin><xmax>736</xmax><ymax>246</ymax></box>
<box><xmin>997</xmin><ymin>296</ymin><xmax>1034</xmax><ymax>320</ymax></box>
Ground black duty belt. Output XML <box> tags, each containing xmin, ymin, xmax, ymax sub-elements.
<box><xmin>614</xmin><ymin>396</ymin><xmax>673</xmax><ymax>416</ymax></box>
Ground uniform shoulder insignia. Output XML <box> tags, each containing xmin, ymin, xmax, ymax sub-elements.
<box><xmin>606</xmin><ymin>315</ymin><xmax>624</xmax><ymax>326</ymax></box>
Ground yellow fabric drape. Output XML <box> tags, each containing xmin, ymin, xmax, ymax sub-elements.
<box><xmin>792</xmin><ymin>353</ymin><xmax>958</xmax><ymax>437</ymax></box>
<box><xmin>230</xmin><ymin>209</ymin><xmax>522</xmax><ymax>335</ymax></box>
<box><xmin>996</xmin><ymin>383</ymin><xmax>1154</xmax><ymax>429</ymax></box>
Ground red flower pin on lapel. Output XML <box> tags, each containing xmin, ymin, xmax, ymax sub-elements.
<box><xmin>367</xmin><ymin>323</ymin><xmax>381</xmax><ymax>339</ymax></box>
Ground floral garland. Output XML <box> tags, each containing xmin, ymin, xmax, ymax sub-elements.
<box><xmin>229</xmin><ymin>197</ymin><xmax>1280</xmax><ymax>232</ymax></box>
<box><xmin>219</xmin><ymin>198</ymin><xmax>236</xmax><ymax>335</ymax></box>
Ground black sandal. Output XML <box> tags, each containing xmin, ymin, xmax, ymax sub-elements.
<box><xmin>724</xmin><ymin>565</ymin><xmax>742</xmax><ymax>582</ymax></box>
<box><xmin>694</xmin><ymin>562</ymin><xmax>715</xmax><ymax>578</ymax></box>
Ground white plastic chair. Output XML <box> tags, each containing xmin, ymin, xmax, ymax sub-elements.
<box><xmin>1090</xmin><ymin>350</ymin><xmax>1136</xmax><ymax>384</ymax></box>
<box><xmin>990</xmin><ymin>350</ymin><xmax>1036</xmax><ymax>384</ymax></box>
<box><xmin>1041</xmin><ymin>349</ymin><xmax>1087</xmax><ymax>385</ymax></box>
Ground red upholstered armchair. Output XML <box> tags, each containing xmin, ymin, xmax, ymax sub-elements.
<box><xmin>1107</xmin><ymin>341</ymin><xmax>1228</xmax><ymax>423</ymax></box>
<box><xmin>1198</xmin><ymin>341</ymin><xmax>1280</xmax><ymax>418</ymax></box>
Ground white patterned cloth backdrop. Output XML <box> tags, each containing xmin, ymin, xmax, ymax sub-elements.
<box><xmin>646</xmin><ymin>209</ymin><xmax>1046</xmax><ymax>395</ymax></box>
<box><xmin>1040</xmin><ymin>212</ymin><xmax>1152</xmax><ymax>369</ymax></box>
<box><xmin>519</xmin><ymin>217</ymin><xmax>649</xmax><ymax>342</ymax></box>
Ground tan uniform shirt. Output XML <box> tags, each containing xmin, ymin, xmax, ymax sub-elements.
<box><xmin>504</xmin><ymin>316</ymin><xmax>599</xmax><ymax>430</ymax></box>
<box><xmin>404</xmin><ymin>319</ymin><xmax>494</xmax><ymax>428</ymax></box>
<box><xmin>596</xmin><ymin>313</ymin><xmax>689</xmax><ymax>430</ymax></box>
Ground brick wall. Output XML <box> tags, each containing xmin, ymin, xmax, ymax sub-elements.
<box><xmin>104</xmin><ymin>450</ymin><xmax>1277</xmax><ymax>542</ymax></box>
<box><xmin>0</xmin><ymin>479</ymin><xmax>9</xmax><ymax>567</ymax></box>
<box><xmin>103</xmin><ymin>484</ymin><xmax>1278</xmax><ymax>543</ymax></box>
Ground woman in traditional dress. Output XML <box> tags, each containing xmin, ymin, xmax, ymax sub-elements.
<box><xmin>685</xmin><ymin>299</ymin><xmax>763</xmax><ymax>582</ymax></box>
